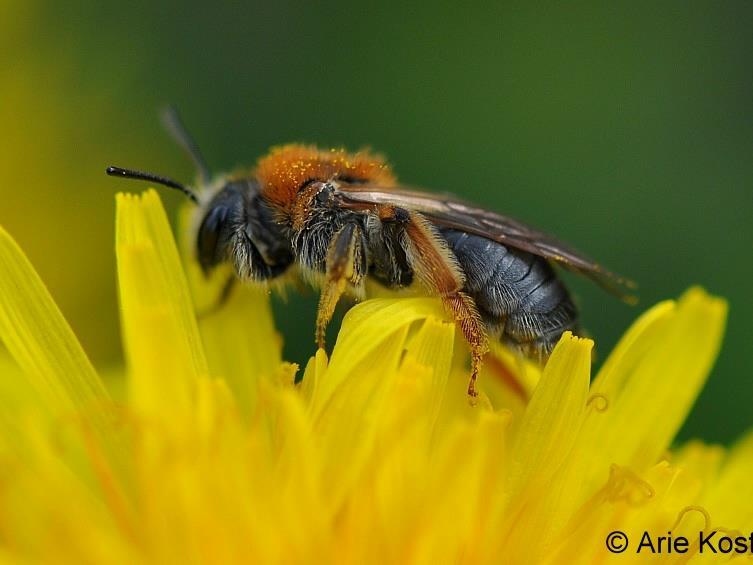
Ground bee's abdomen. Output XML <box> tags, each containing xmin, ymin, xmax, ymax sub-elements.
<box><xmin>440</xmin><ymin>229</ymin><xmax>579</xmax><ymax>359</ymax></box>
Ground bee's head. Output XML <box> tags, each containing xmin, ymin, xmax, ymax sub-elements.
<box><xmin>196</xmin><ymin>179</ymin><xmax>291</xmax><ymax>279</ymax></box>
<box><xmin>195</xmin><ymin>181</ymin><xmax>242</xmax><ymax>273</ymax></box>
<box><xmin>106</xmin><ymin>166</ymin><xmax>292</xmax><ymax>280</ymax></box>
<box><xmin>107</xmin><ymin>107</ymin><xmax>292</xmax><ymax>281</ymax></box>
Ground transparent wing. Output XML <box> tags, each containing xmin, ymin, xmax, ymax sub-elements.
<box><xmin>337</xmin><ymin>185</ymin><xmax>637</xmax><ymax>302</ymax></box>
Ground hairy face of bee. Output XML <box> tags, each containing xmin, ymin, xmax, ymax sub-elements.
<box><xmin>196</xmin><ymin>179</ymin><xmax>293</xmax><ymax>280</ymax></box>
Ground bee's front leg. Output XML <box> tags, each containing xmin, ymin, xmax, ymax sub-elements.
<box><xmin>316</xmin><ymin>222</ymin><xmax>365</xmax><ymax>349</ymax></box>
<box><xmin>196</xmin><ymin>275</ymin><xmax>236</xmax><ymax>319</ymax></box>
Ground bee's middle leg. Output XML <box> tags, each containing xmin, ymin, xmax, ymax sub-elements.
<box><xmin>316</xmin><ymin>222</ymin><xmax>365</xmax><ymax>349</ymax></box>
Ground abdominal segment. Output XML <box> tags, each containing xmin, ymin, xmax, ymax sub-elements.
<box><xmin>439</xmin><ymin>229</ymin><xmax>579</xmax><ymax>359</ymax></box>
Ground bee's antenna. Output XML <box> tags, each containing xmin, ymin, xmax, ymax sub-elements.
<box><xmin>106</xmin><ymin>166</ymin><xmax>199</xmax><ymax>204</ymax></box>
<box><xmin>160</xmin><ymin>106</ymin><xmax>211</xmax><ymax>185</ymax></box>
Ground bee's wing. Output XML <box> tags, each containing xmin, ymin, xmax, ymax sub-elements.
<box><xmin>337</xmin><ymin>185</ymin><xmax>637</xmax><ymax>302</ymax></box>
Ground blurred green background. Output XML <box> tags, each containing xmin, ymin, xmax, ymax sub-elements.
<box><xmin>1</xmin><ymin>1</ymin><xmax>751</xmax><ymax>443</ymax></box>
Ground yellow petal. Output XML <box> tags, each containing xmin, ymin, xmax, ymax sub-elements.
<box><xmin>509</xmin><ymin>332</ymin><xmax>593</xmax><ymax>490</ymax></box>
<box><xmin>197</xmin><ymin>285</ymin><xmax>283</xmax><ymax>413</ymax></box>
<box><xmin>586</xmin><ymin>287</ymin><xmax>727</xmax><ymax>474</ymax></box>
<box><xmin>671</xmin><ymin>439</ymin><xmax>725</xmax><ymax>499</ymax></box>
<box><xmin>178</xmin><ymin>202</ymin><xmax>283</xmax><ymax>410</ymax></box>
<box><xmin>309</xmin><ymin>297</ymin><xmax>446</xmax><ymax>416</ymax></box>
<box><xmin>314</xmin><ymin>327</ymin><xmax>409</xmax><ymax>515</ymax></box>
<box><xmin>300</xmin><ymin>348</ymin><xmax>328</xmax><ymax>407</ymax></box>
<box><xmin>590</xmin><ymin>298</ymin><xmax>676</xmax><ymax>396</ymax></box>
<box><xmin>374</xmin><ymin>316</ymin><xmax>458</xmax><ymax>467</ymax></box>
<box><xmin>115</xmin><ymin>190</ymin><xmax>207</xmax><ymax>421</ymax></box>
<box><xmin>501</xmin><ymin>332</ymin><xmax>593</xmax><ymax>563</ymax></box>
<box><xmin>0</xmin><ymin>225</ymin><xmax>108</xmax><ymax>421</ymax></box>
<box><xmin>402</xmin><ymin>316</ymin><xmax>456</xmax><ymax>429</ymax></box>
<box><xmin>488</xmin><ymin>340</ymin><xmax>541</xmax><ymax>400</ymax></box>
<box><xmin>702</xmin><ymin>430</ymin><xmax>753</xmax><ymax>530</ymax></box>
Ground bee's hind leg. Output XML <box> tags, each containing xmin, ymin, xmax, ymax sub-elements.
<box><xmin>445</xmin><ymin>292</ymin><xmax>488</xmax><ymax>399</ymax></box>
<box><xmin>401</xmin><ymin>211</ymin><xmax>489</xmax><ymax>400</ymax></box>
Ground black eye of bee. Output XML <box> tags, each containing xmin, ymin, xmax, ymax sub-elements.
<box><xmin>197</xmin><ymin>205</ymin><xmax>232</xmax><ymax>273</ymax></box>
<box><xmin>315</xmin><ymin>188</ymin><xmax>330</xmax><ymax>205</ymax></box>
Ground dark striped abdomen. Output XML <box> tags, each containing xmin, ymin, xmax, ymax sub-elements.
<box><xmin>440</xmin><ymin>229</ymin><xmax>579</xmax><ymax>359</ymax></box>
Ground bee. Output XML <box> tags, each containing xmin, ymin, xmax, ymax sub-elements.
<box><xmin>107</xmin><ymin>108</ymin><xmax>635</xmax><ymax>398</ymax></box>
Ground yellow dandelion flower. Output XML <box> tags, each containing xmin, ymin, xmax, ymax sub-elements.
<box><xmin>0</xmin><ymin>188</ymin><xmax>747</xmax><ymax>564</ymax></box>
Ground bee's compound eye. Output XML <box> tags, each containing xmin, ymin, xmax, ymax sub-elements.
<box><xmin>315</xmin><ymin>188</ymin><xmax>330</xmax><ymax>205</ymax></box>
<box><xmin>197</xmin><ymin>205</ymin><xmax>231</xmax><ymax>273</ymax></box>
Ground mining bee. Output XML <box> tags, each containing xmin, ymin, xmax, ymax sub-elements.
<box><xmin>107</xmin><ymin>109</ymin><xmax>635</xmax><ymax>398</ymax></box>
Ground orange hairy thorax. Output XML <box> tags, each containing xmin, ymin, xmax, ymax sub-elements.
<box><xmin>255</xmin><ymin>144</ymin><xmax>396</xmax><ymax>210</ymax></box>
